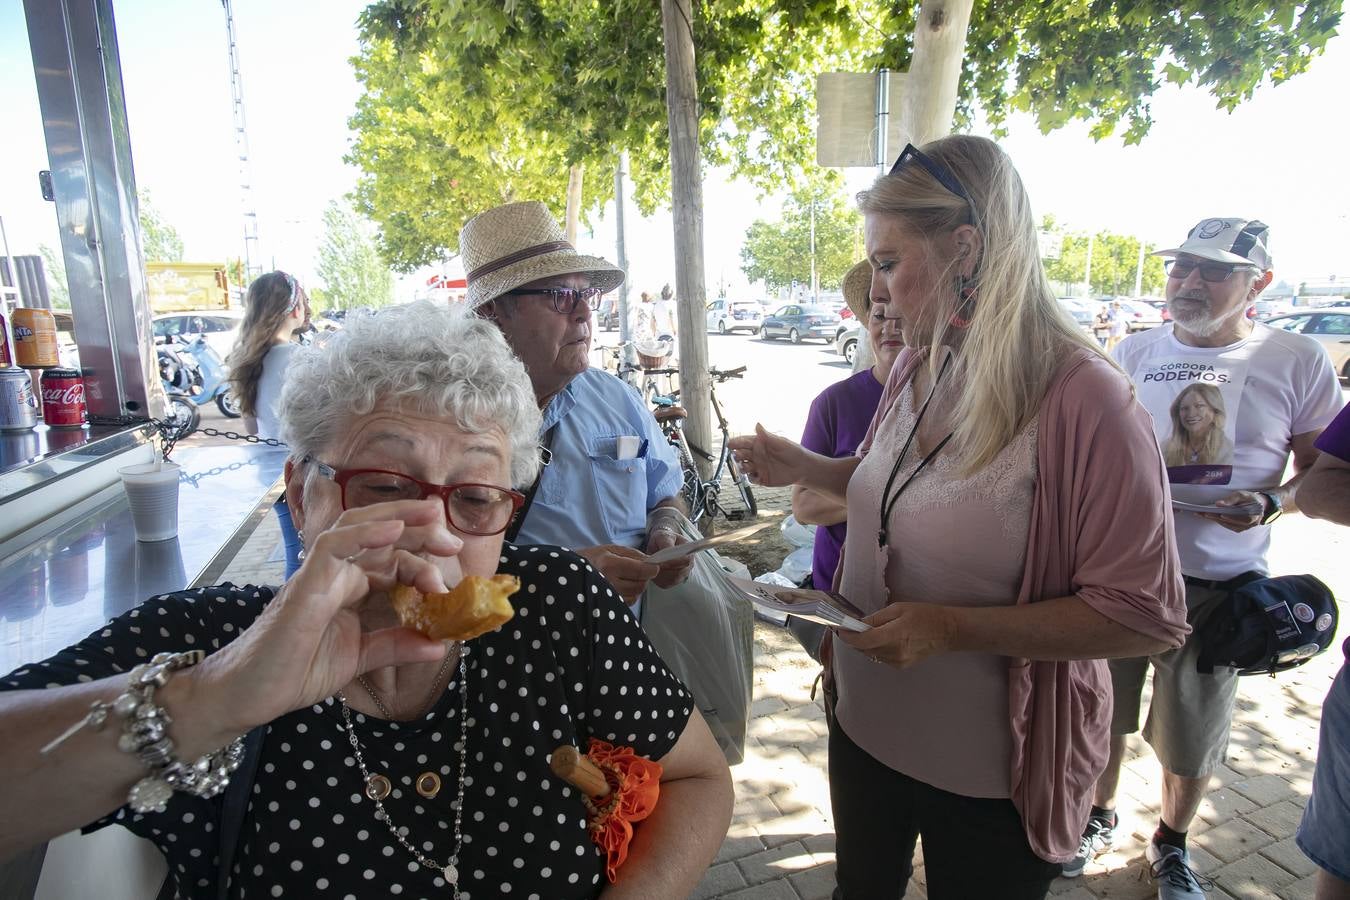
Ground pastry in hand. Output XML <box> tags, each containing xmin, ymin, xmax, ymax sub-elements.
<box><xmin>391</xmin><ymin>574</ymin><xmax>519</xmax><ymax>641</ymax></box>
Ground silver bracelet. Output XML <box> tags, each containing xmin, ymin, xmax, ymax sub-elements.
<box><xmin>42</xmin><ymin>650</ymin><xmax>245</xmax><ymax>814</ymax></box>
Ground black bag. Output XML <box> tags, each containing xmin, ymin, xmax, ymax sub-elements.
<box><xmin>1195</xmin><ymin>573</ymin><xmax>1339</xmax><ymax>676</ymax></box>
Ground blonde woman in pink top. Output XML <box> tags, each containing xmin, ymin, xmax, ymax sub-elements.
<box><xmin>730</xmin><ymin>135</ymin><xmax>1189</xmax><ymax>899</ymax></box>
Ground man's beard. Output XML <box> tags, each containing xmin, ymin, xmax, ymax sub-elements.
<box><xmin>1168</xmin><ymin>295</ymin><xmax>1248</xmax><ymax>338</ymax></box>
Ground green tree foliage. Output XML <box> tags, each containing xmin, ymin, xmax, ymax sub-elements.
<box><xmin>740</xmin><ymin>180</ymin><xmax>862</xmax><ymax>292</ymax></box>
<box><xmin>349</xmin><ymin>0</ymin><xmax>870</xmax><ymax>270</ymax></box>
<box><xmin>138</xmin><ymin>189</ymin><xmax>185</xmax><ymax>262</ymax></box>
<box><xmin>1044</xmin><ymin>229</ymin><xmax>1166</xmax><ymax>297</ymax></box>
<box><xmin>349</xmin><ymin>0</ymin><xmax>1340</xmax><ymax>269</ymax></box>
<box><xmin>315</xmin><ymin>199</ymin><xmax>396</xmax><ymax>310</ymax></box>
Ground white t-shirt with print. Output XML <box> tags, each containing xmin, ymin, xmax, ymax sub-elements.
<box><xmin>1114</xmin><ymin>322</ymin><xmax>1343</xmax><ymax>580</ymax></box>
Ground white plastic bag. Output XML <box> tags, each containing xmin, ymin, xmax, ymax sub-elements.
<box><xmin>779</xmin><ymin>514</ymin><xmax>817</xmax><ymax>549</ymax></box>
<box><xmin>777</xmin><ymin>545</ymin><xmax>814</xmax><ymax>585</ymax></box>
<box><xmin>641</xmin><ymin>514</ymin><xmax>754</xmax><ymax>765</ymax></box>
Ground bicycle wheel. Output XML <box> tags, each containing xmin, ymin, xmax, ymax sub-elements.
<box><xmin>721</xmin><ymin>453</ymin><xmax>758</xmax><ymax>519</ymax></box>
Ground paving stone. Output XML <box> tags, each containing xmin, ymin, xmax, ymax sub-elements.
<box><xmin>1278</xmin><ymin>875</ymin><xmax>1319</xmax><ymax>900</ymax></box>
<box><xmin>1210</xmin><ymin>852</ymin><xmax>1297</xmax><ymax>897</ymax></box>
<box><xmin>1259</xmin><ymin>837</ymin><xmax>1319</xmax><ymax>880</ymax></box>
<box><xmin>715</xmin><ymin>833</ymin><xmax>767</xmax><ymax>865</ymax></box>
<box><xmin>1243</xmin><ymin>800</ymin><xmax>1307</xmax><ymax>841</ymax></box>
<box><xmin>800</xmin><ymin>832</ymin><xmax>835</xmax><ymax>857</ymax></box>
<box><xmin>718</xmin><ymin>880</ymin><xmax>801</xmax><ymax>900</ymax></box>
<box><xmin>1195</xmin><ymin>818</ymin><xmax>1278</xmax><ymax>864</ymax></box>
<box><xmin>693</xmin><ymin>862</ymin><xmax>749</xmax><ymax>900</ymax></box>
<box><xmin>1074</xmin><ymin>862</ymin><xmax>1156</xmax><ymax>898</ymax></box>
<box><xmin>787</xmin><ymin>861</ymin><xmax>837</xmax><ymax>900</ymax></box>
<box><xmin>751</xmin><ymin>695</ymin><xmax>788</xmax><ymax>718</ymax></box>
<box><xmin>1197</xmin><ymin>787</ymin><xmax>1260</xmax><ymax>826</ymax></box>
<box><xmin>1048</xmin><ymin>887</ymin><xmax>1099</xmax><ymax>900</ymax></box>
<box><xmin>1230</xmin><ymin>774</ymin><xmax>1298</xmax><ymax>807</ymax></box>
<box><xmin>736</xmin><ymin>841</ymin><xmax>817</xmax><ymax>885</ymax></box>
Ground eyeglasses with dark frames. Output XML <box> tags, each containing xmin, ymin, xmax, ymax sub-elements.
<box><xmin>303</xmin><ymin>457</ymin><xmax>525</xmax><ymax>536</ymax></box>
<box><xmin>1163</xmin><ymin>258</ymin><xmax>1257</xmax><ymax>283</ymax></box>
<box><xmin>502</xmin><ymin>286</ymin><xmax>605</xmax><ymax>315</ymax></box>
<box><xmin>889</xmin><ymin>143</ymin><xmax>973</xmax><ymax>204</ymax></box>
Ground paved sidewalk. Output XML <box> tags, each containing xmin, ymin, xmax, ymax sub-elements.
<box><xmin>222</xmin><ymin>504</ymin><xmax>1348</xmax><ymax>900</ymax></box>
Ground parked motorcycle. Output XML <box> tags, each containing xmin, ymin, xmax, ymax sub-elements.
<box><xmin>161</xmin><ymin>334</ymin><xmax>241</xmax><ymax>418</ymax></box>
<box><xmin>157</xmin><ymin>345</ymin><xmax>202</xmax><ymax>439</ymax></box>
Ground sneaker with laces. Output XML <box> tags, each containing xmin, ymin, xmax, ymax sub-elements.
<box><xmin>1146</xmin><ymin>841</ymin><xmax>1213</xmax><ymax>899</ymax></box>
<box><xmin>1061</xmin><ymin>811</ymin><xmax>1117</xmax><ymax>878</ymax></box>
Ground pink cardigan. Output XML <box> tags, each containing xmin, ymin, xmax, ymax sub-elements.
<box><xmin>857</xmin><ymin>348</ymin><xmax>1189</xmax><ymax>862</ymax></box>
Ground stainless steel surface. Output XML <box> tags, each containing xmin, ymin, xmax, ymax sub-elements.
<box><xmin>23</xmin><ymin>0</ymin><xmax>164</xmax><ymax>421</ymax></box>
<box><xmin>0</xmin><ymin>423</ymin><xmax>151</xmax><ymax>505</ymax></box>
<box><xmin>0</xmin><ymin>444</ymin><xmax>287</xmax><ymax>674</ymax></box>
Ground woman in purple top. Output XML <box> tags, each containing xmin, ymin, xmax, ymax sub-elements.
<box><xmin>794</xmin><ymin>261</ymin><xmax>904</xmax><ymax>591</ymax></box>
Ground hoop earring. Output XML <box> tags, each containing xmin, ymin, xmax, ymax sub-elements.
<box><xmin>950</xmin><ymin>276</ymin><xmax>977</xmax><ymax>329</ymax></box>
<box><xmin>296</xmin><ymin>529</ymin><xmax>305</xmax><ymax>562</ymax></box>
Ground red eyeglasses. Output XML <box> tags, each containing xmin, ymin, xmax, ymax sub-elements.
<box><xmin>305</xmin><ymin>457</ymin><xmax>525</xmax><ymax>536</ymax></box>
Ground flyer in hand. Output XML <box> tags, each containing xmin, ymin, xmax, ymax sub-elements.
<box><xmin>725</xmin><ymin>576</ymin><xmax>871</xmax><ymax>632</ymax></box>
<box><xmin>1171</xmin><ymin>498</ymin><xmax>1264</xmax><ymax>517</ymax></box>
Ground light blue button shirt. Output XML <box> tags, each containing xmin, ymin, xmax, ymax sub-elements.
<box><xmin>515</xmin><ymin>368</ymin><xmax>683</xmax><ymax>551</ymax></box>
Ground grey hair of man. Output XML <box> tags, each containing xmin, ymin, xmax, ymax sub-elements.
<box><xmin>278</xmin><ymin>299</ymin><xmax>543</xmax><ymax>489</ymax></box>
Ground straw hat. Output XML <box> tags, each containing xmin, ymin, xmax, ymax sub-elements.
<box><xmin>842</xmin><ymin>260</ymin><xmax>872</xmax><ymax>321</ymax></box>
<box><xmin>460</xmin><ymin>201</ymin><xmax>625</xmax><ymax>308</ymax></box>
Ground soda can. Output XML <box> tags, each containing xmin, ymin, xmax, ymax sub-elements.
<box><xmin>0</xmin><ymin>312</ymin><xmax>11</xmax><ymax>368</ymax></box>
<box><xmin>11</xmin><ymin>308</ymin><xmax>59</xmax><ymax>369</ymax></box>
<box><xmin>40</xmin><ymin>368</ymin><xmax>87</xmax><ymax>428</ymax></box>
<box><xmin>0</xmin><ymin>366</ymin><xmax>39</xmax><ymax>432</ymax></box>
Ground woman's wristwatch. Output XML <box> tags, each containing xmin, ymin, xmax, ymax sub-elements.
<box><xmin>1257</xmin><ymin>490</ymin><xmax>1284</xmax><ymax>525</ymax></box>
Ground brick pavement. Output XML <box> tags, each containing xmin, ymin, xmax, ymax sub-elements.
<box><xmin>220</xmin><ymin>494</ymin><xmax>1348</xmax><ymax>900</ymax></box>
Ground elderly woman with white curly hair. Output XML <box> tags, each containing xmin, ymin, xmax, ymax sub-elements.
<box><xmin>0</xmin><ymin>301</ymin><xmax>733</xmax><ymax>899</ymax></box>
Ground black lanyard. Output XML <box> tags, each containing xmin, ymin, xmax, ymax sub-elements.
<box><xmin>505</xmin><ymin>424</ymin><xmax>557</xmax><ymax>543</ymax></box>
<box><xmin>877</xmin><ymin>354</ymin><xmax>953</xmax><ymax>549</ymax></box>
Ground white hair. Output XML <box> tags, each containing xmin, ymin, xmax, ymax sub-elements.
<box><xmin>279</xmin><ymin>300</ymin><xmax>542</xmax><ymax>487</ymax></box>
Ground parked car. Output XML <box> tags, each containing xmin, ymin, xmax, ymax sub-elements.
<box><xmin>152</xmin><ymin>310</ymin><xmax>244</xmax><ymax>361</ymax></box>
<box><xmin>834</xmin><ymin>320</ymin><xmax>862</xmax><ymax>364</ymax></box>
<box><xmin>759</xmin><ymin>304</ymin><xmax>841</xmax><ymax>344</ymax></box>
<box><xmin>1112</xmin><ymin>299</ymin><xmax>1164</xmax><ymax>332</ymax></box>
<box><xmin>595</xmin><ymin>297</ymin><xmax>620</xmax><ymax>330</ymax></box>
<box><xmin>1251</xmin><ymin>299</ymin><xmax>1294</xmax><ymax>320</ymax></box>
<box><xmin>1263</xmin><ymin>310</ymin><xmax>1350</xmax><ymax>379</ymax></box>
<box><xmin>705</xmin><ymin>298</ymin><xmax>763</xmax><ymax>334</ymax></box>
<box><xmin>1057</xmin><ymin>298</ymin><xmax>1099</xmax><ymax>335</ymax></box>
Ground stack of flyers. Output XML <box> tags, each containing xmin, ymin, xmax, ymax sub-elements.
<box><xmin>724</xmin><ymin>576</ymin><xmax>870</xmax><ymax>632</ymax></box>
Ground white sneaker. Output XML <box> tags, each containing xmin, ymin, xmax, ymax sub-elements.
<box><xmin>1146</xmin><ymin>841</ymin><xmax>1212</xmax><ymax>899</ymax></box>
<box><xmin>1061</xmin><ymin>811</ymin><xmax>1117</xmax><ymax>877</ymax></box>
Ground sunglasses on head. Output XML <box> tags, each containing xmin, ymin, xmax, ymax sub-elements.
<box><xmin>889</xmin><ymin>143</ymin><xmax>974</xmax><ymax>217</ymax></box>
<box><xmin>1163</xmin><ymin>258</ymin><xmax>1257</xmax><ymax>283</ymax></box>
<box><xmin>502</xmin><ymin>286</ymin><xmax>604</xmax><ymax>315</ymax></box>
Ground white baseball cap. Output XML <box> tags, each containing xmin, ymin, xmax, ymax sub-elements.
<box><xmin>1153</xmin><ymin>218</ymin><xmax>1272</xmax><ymax>270</ymax></box>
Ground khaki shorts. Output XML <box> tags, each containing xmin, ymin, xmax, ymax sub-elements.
<box><xmin>1109</xmin><ymin>582</ymin><xmax>1238</xmax><ymax>778</ymax></box>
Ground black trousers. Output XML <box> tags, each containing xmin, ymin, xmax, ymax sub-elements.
<box><xmin>828</xmin><ymin>720</ymin><xmax>1061</xmax><ymax>900</ymax></box>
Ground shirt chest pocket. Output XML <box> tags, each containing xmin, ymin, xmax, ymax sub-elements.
<box><xmin>587</xmin><ymin>435</ymin><xmax>649</xmax><ymax>538</ymax></box>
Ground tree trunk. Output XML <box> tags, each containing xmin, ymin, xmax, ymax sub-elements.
<box><xmin>564</xmin><ymin>164</ymin><xmax>584</xmax><ymax>245</ymax></box>
<box><xmin>897</xmin><ymin>0</ymin><xmax>976</xmax><ymax>147</ymax></box>
<box><xmin>614</xmin><ymin>154</ymin><xmax>632</xmax><ymax>343</ymax></box>
<box><xmin>854</xmin><ymin>0</ymin><xmax>973</xmax><ymax>376</ymax></box>
<box><xmin>661</xmin><ymin>0</ymin><xmax>712</xmax><ymax>482</ymax></box>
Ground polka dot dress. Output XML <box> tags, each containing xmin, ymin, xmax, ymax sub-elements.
<box><xmin>2</xmin><ymin>544</ymin><xmax>693</xmax><ymax>899</ymax></box>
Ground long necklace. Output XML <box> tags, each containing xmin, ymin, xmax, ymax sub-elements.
<box><xmin>337</xmin><ymin>646</ymin><xmax>471</xmax><ymax>898</ymax></box>
<box><xmin>357</xmin><ymin>643</ymin><xmax>457</xmax><ymax>720</ymax></box>
<box><xmin>876</xmin><ymin>352</ymin><xmax>954</xmax><ymax>548</ymax></box>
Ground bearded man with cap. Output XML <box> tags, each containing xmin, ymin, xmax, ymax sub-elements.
<box><xmin>459</xmin><ymin>201</ymin><xmax>693</xmax><ymax>607</ymax></box>
<box><xmin>1066</xmin><ymin>219</ymin><xmax>1344</xmax><ymax>897</ymax></box>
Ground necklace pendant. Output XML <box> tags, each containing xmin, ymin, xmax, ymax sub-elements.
<box><xmin>416</xmin><ymin>771</ymin><xmax>442</xmax><ymax>799</ymax></box>
<box><xmin>443</xmin><ymin>863</ymin><xmax>458</xmax><ymax>884</ymax></box>
<box><xmin>364</xmin><ymin>773</ymin><xmax>392</xmax><ymax>801</ymax></box>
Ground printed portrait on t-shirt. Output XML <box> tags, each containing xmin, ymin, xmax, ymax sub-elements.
<box><xmin>1132</xmin><ymin>356</ymin><xmax>1248</xmax><ymax>484</ymax></box>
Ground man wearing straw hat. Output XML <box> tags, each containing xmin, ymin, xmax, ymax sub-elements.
<box><xmin>460</xmin><ymin>201</ymin><xmax>693</xmax><ymax>606</ymax></box>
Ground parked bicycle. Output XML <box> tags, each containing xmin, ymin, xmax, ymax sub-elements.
<box><xmin>649</xmin><ymin>366</ymin><xmax>757</xmax><ymax>524</ymax></box>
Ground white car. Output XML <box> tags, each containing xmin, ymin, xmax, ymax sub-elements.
<box><xmin>152</xmin><ymin>310</ymin><xmax>244</xmax><ymax>362</ymax></box>
<box><xmin>706</xmin><ymin>299</ymin><xmax>763</xmax><ymax>334</ymax></box>
<box><xmin>834</xmin><ymin>320</ymin><xmax>862</xmax><ymax>364</ymax></box>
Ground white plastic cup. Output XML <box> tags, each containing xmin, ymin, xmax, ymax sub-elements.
<box><xmin>118</xmin><ymin>461</ymin><xmax>182</xmax><ymax>542</ymax></box>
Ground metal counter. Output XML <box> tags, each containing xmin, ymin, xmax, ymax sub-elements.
<box><xmin>0</xmin><ymin>443</ymin><xmax>287</xmax><ymax>674</ymax></box>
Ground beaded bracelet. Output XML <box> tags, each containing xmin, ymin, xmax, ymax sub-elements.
<box><xmin>42</xmin><ymin>650</ymin><xmax>245</xmax><ymax>814</ymax></box>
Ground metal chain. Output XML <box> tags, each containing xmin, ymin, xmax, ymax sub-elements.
<box><xmin>87</xmin><ymin>415</ymin><xmax>286</xmax><ymax>462</ymax></box>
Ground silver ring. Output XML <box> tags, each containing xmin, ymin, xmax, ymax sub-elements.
<box><xmin>344</xmin><ymin>553</ymin><xmax>361</xmax><ymax>564</ymax></box>
<box><xmin>870</xmin><ymin>655</ymin><xmax>880</xmax><ymax>664</ymax></box>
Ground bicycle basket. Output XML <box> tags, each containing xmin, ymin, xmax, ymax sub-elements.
<box><xmin>635</xmin><ymin>339</ymin><xmax>672</xmax><ymax>369</ymax></box>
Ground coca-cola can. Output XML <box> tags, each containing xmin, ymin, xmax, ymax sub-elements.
<box><xmin>41</xmin><ymin>368</ymin><xmax>87</xmax><ymax>429</ymax></box>
<box><xmin>0</xmin><ymin>366</ymin><xmax>38</xmax><ymax>432</ymax></box>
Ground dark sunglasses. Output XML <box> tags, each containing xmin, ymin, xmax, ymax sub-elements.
<box><xmin>502</xmin><ymin>286</ymin><xmax>604</xmax><ymax>315</ymax></box>
<box><xmin>889</xmin><ymin>143</ymin><xmax>974</xmax><ymax>213</ymax></box>
<box><xmin>1164</xmin><ymin>258</ymin><xmax>1257</xmax><ymax>283</ymax></box>
<box><xmin>304</xmin><ymin>457</ymin><xmax>525</xmax><ymax>536</ymax></box>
